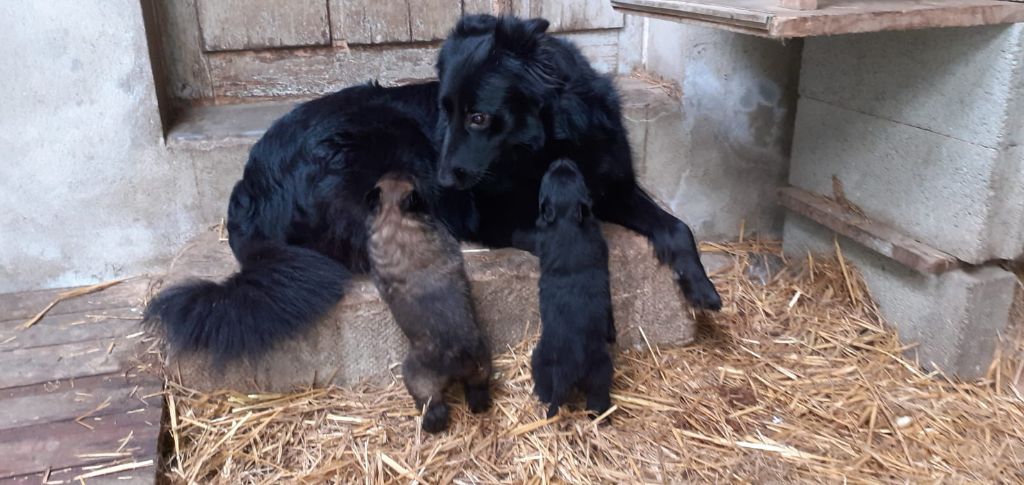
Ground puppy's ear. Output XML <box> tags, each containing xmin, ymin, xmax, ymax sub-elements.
<box><xmin>495</xmin><ymin>16</ymin><xmax>549</xmax><ymax>55</ymax></box>
<box><xmin>536</xmin><ymin>198</ymin><xmax>555</xmax><ymax>227</ymax></box>
<box><xmin>364</xmin><ymin>186</ymin><xmax>382</xmax><ymax>212</ymax></box>
<box><xmin>575</xmin><ymin>199</ymin><xmax>593</xmax><ymax>224</ymax></box>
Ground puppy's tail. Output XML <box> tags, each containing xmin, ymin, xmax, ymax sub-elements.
<box><xmin>144</xmin><ymin>241</ymin><xmax>351</xmax><ymax>364</ymax></box>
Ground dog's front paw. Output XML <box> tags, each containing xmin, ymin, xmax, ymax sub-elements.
<box><xmin>678</xmin><ymin>274</ymin><xmax>722</xmax><ymax>311</ymax></box>
<box><xmin>465</xmin><ymin>385</ymin><xmax>492</xmax><ymax>414</ymax></box>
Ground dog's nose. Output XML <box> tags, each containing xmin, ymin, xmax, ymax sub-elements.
<box><xmin>438</xmin><ymin>167</ymin><xmax>467</xmax><ymax>188</ymax></box>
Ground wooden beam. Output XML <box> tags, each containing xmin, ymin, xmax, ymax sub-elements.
<box><xmin>778</xmin><ymin>187</ymin><xmax>961</xmax><ymax>274</ymax></box>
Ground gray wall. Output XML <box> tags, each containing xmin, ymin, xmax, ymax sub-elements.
<box><xmin>0</xmin><ymin>4</ymin><xmax>801</xmax><ymax>293</ymax></box>
<box><xmin>620</xmin><ymin>18</ymin><xmax>801</xmax><ymax>240</ymax></box>
<box><xmin>0</xmin><ymin>0</ymin><xmax>205</xmax><ymax>293</ymax></box>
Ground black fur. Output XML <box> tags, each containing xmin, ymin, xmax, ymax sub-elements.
<box><xmin>147</xmin><ymin>14</ymin><xmax>720</xmax><ymax>363</ymax></box>
<box><xmin>531</xmin><ymin>159</ymin><xmax>614</xmax><ymax>418</ymax></box>
<box><xmin>436</xmin><ymin>15</ymin><xmax>721</xmax><ymax>310</ymax></box>
<box><xmin>145</xmin><ymin>82</ymin><xmax>458</xmax><ymax>363</ymax></box>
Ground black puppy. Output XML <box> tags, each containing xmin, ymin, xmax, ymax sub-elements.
<box><xmin>367</xmin><ymin>173</ymin><xmax>491</xmax><ymax>433</ymax></box>
<box><xmin>531</xmin><ymin>159</ymin><xmax>615</xmax><ymax>419</ymax></box>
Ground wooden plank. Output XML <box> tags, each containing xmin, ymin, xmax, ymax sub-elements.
<box><xmin>778</xmin><ymin>187</ymin><xmax>961</xmax><ymax>274</ymax></box>
<box><xmin>0</xmin><ymin>373</ymin><xmax>159</xmax><ymax>430</ymax></box>
<box><xmin>332</xmin><ymin>0</ymin><xmax>411</xmax><ymax>44</ymax></box>
<box><xmin>0</xmin><ymin>403</ymin><xmax>161</xmax><ymax>480</ymax></box>
<box><xmin>611</xmin><ymin>0</ymin><xmax>1024</xmax><ymax>38</ymax></box>
<box><xmin>0</xmin><ymin>278</ymin><xmax>148</xmax><ymax>324</ymax></box>
<box><xmin>0</xmin><ymin>310</ymin><xmax>141</xmax><ymax>352</ymax></box>
<box><xmin>410</xmin><ymin>0</ymin><xmax>462</xmax><ymax>41</ymax></box>
<box><xmin>207</xmin><ymin>45</ymin><xmax>439</xmax><ymax>99</ymax></box>
<box><xmin>0</xmin><ymin>336</ymin><xmax>145</xmax><ymax>389</ymax></box>
<box><xmin>525</xmin><ymin>0</ymin><xmax>626</xmax><ymax>31</ymax></box>
<box><xmin>196</xmin><ymin>0</ymin><xmax>330</xmax><ymax>51</ymax></box>
<box><xmin>779</xmin><ymin>0</ymin><xmax>818</xmax><ymax>10</ymax></box>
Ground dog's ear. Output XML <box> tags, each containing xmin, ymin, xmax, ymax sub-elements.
<box><xmin>495</xmin><ymin>16</ymin><xmax>549</xmax><ymax>55</ymax></box>
<box><xmin>454</xmin><ymin>14</ymin><xmax>500</xmax><ymax>36</ymax></box>
<box><xmin>364</xmin><ymin>186</ymin><xmax>382</xmax><ymax>212</ymax></box>
<box><xmin>537</xmin><ymin>197</ymin><xmax>555</xmax><ymax>227</ymax></box>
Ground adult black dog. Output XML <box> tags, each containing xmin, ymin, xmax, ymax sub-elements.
<box><xmin>146</xmin><ymin>15</ymin><xmax>720</xmax><ymax>363</ymax></box>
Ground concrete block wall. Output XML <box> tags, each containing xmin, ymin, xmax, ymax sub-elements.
<box><xmin>620</xmin><ymin>19</ymin><xmax>802</xmax><ymax>240</ymax></box>
<box><xmin>792</xmin><ymin>25</ymin><xmax>1024</xmax><ymax>264</ymax></box>
<box><xmin>784</xmin><ymin>25</ymin><xmax>1024</xmax><ymax>377</ymax></box>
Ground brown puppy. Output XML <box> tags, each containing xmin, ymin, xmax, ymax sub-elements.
<box><xmin>367</xmin><ymin>173</ymin><xmax>492</xmax><ymax>433</ymax></box>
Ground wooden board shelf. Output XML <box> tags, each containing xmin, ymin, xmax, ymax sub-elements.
<box><xmin>611</xmin><ymin>0</ymin><xmax>1024</xmax><ymax>38</ymax></box>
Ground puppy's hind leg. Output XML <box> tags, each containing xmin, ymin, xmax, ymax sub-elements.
<box><xmin>530</xmin><ymin>348</ymin><xmax>553</xmax><ymax>403</ymax></box>
<box><xmin>403</xmin><ymin>356</ymin><xmax>450</xmax><ymax>433</ymax></box>
<box><xmin>584</xmin><ymin>352</ymin><xmax>614</xmax><ymax>420</ymax></box>
<box><xmin>464</xmin><ymin>353</ymin><xmax>493</xmax><ymax>414</ymax></box>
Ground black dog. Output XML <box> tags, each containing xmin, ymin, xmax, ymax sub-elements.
<box><xmin>367</xmin><ymin>173</ymin><xmax>491</xmax><ymax>433</ymax></box>
<box><xmin>434</xmin><ymin>15</ymin><xmax>720</xmax><ymax>309</ymax></box>
<box><xmin>531</xmin><ymin>159</ymin><xmax>614</xmax><ymax>418</ymax></box>
<box><xmin>146</xmin><ymin>15</ymin><xmax>719</xmax><ymax>363</ymax></box>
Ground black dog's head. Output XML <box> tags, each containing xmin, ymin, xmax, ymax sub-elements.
<box><xmin>537</xmin><ymin>159</ymin><xmax>593</xmax><ymax>228</ymax></box>
<box><xmin>435</xmin><ymin>15</ymin><xmax>573</xmax><ymax>189</ymax></box>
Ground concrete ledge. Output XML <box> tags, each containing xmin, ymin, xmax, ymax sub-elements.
<box><xmin>157</xmin><ymin>224</ymin><xmax>728</xmax><ymax>392</ymax></box>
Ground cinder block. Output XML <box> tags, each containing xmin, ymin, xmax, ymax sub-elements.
<box><xmin>161</xmin><ymin>224</ymin><xmax>728</xmax><ymax>392</ymax></box>
<box><xmin>789</xmin><ymin>97</ymin><xmax>1024</xmax><ymax>263</ymax></box>
<box><xmin>800</xmin><ymin>25</ymin><xmax>1024</xmax><ymax>149</ymax></box>
<box><xmin>783</xmin><ymin>214</ymin><xmax>1017</xmax><ymax>379</ymax></box>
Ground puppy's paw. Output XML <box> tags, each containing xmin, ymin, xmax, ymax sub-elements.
<box><xmin>465</xmin><ymin>385</ymin><xmax>492</xmax><ymax>414</ymax></box>
<box><xmin>421</xmin><ymin>404</ymin><xmax>450</xmax><ymax>434</ymax></box>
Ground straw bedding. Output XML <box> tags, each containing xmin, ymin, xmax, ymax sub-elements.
<box><xmin>161</xmin><ymin>241</ymin><xmax>1024</xmax><ymax>483</ymax></box>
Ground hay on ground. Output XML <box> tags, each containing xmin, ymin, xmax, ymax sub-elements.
<box><xmin>162</xmin><ymin>241</ymin><xmax>1024</xmax><ymax>483</ymax></box>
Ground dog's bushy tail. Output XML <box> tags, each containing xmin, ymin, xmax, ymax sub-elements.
<box><xmin>145</xmin><ymin>241</ymin><xmax>351</xmax><ymax>364</ymax></box>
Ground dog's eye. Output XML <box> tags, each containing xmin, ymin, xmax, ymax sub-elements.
<box><xmin>466</xmin><ymin>112</ymin><xmax>492</xmax><ymax>130</ymax></box>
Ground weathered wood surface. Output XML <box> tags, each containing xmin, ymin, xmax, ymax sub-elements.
<box><xmin>524</xmin><ymin>0</ymin><xmax>626</xmax><ymax>31</ymax></box>
<box><xmin>197</xmin><ymin>0</ymin><xmax>330</xmax><ymax>51</ymax></box>
<box><xmin>779</xmin><ymin>187</ymin><xmax>961</xmax><ymax>274</ymax></box>
<box><xmin>207</xmin><ymin>45</ymin><xmax>440</xmax><ymax>98</ymax></box>
<box><xmin>205</xmin><ymin>28</ymin><xmax>620</xmax><ymax>99</ymax></box>
<box><xmin>779</xmin><ymin>0</ymin><xmax>818</xmax><ymax>10</ymax></box>
<box><xmin>611</xmin><ymin>0</ymin><xmax>1024</xmax><ymax>38</ymax></box>
<box><xmin>0</xmin><ymin>282</ymin><xmax>163</xmax><ymax>483</ymax></box>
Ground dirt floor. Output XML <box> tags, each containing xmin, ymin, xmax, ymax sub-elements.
<box><xmin>161</xmin><ymin>241</ymin><xmax>1024</xmax><ymax>483</ymax></box>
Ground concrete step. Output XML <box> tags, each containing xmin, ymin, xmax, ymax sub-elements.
<box><xmin>166</xmin><ymin>76</ymin><xmax>787</xmax><ymax>243</ymax></box>
<box><xmin>154</xmin><ymin>224</ymin><xmax>732</xmax><ymax>392</ymax></box>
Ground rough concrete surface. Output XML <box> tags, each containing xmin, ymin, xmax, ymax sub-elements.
<box><xmin>789</xmin><ymin>98</ymin><xmax>1024</xmax><ymax>264</ymax></box>
<box><xmin>0</xmin><ymin>0</ymin><xmax>206</xmax><ymax>294</ymax></box>
<box><xmin>800</xmin><ymin>25</ymin><xmax>1024</xmax><ymax>151</ymax></box>
<box><xmin>783</xmin><ymin>214</ymin><xmax>1017</xmax><ymax>379</ymax></box>
<box><xmin>620</xmin><ymin>19</ymin><xmax>801</xmax><ymax>241</ymax></box>
<box><xmin>160</xmin><ymin>225</ymin><xmax>732</xmax><ymax>392</ymax></box>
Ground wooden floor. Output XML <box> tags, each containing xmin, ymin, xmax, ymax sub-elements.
<box><xmin>0</xmin><ymin>278</ymin><xmax>164</xmax><ymax>484</ymax></box>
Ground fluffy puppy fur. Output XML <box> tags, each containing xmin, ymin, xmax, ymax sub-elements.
<box><xmin>435</xmin><ymin>15</ymin><xmax>721</xmax><ymax>311</ymax></box>
<box><xmin>531</xmin><ymin>159</ymin><xmax>615</xmax><ymax>418</ymax></box>
<box><xmin>367</xmin><ymin>173</ymin><xmax>492</xmax><ymax>433</ymax></box>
